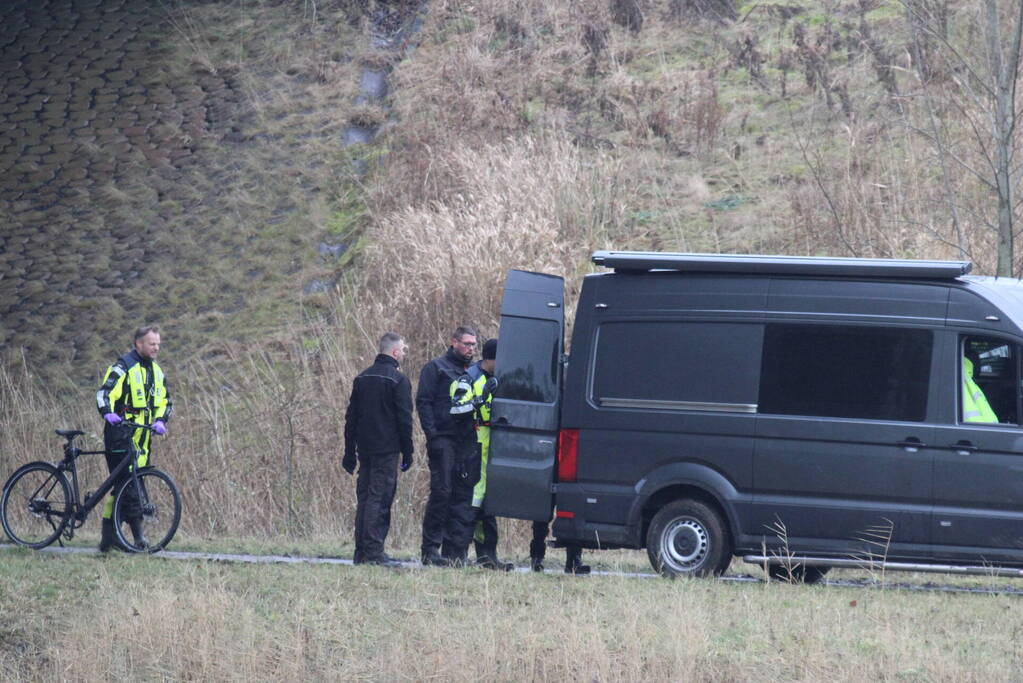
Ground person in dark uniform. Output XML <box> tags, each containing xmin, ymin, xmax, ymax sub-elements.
<box><xmin>448</xmin><ymin>338</ymin><xmax>512</xmax><ymax>570</ymax></box>
<box><xmin>95</xmin><ymin>325</ymin><xmax>173</xmax><ymax>551</ymax></box>
<box><xmin>417</xmin><ymin>325</ymin><xmax>476</xmax><ymax>565</ymax></box>
<box><xmin>342</xmin><ymin>332</ymin><xmax>414</xmax><ymax>566</ymax></box>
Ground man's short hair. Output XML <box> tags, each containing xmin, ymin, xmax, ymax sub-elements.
<box><xmin>452</xmin><ymin>325</ymin><xmax>477</xmax><ymax>340</ymax></box>
<box><xmin>379</xmin><ymin>332</ymin><xmax>404</xmax><ymax>354</ymax></box>
<box><xmin>482</xmin><ymin>338</ymin><xmax>498</xmax><ymax>360</ymax></box>
<box><xmin>134</xmin><ymin>325</ymin><xmax>160</xmax><ymax>342</ymax></box>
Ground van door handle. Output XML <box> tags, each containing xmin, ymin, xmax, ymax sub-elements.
<box><xmin>950</xmin><ymin>441</ymin><xmax>978</xmax><ymax>456</ymax></box>
<box><xmin>897</xmin><ymin>438</ymin><xmax>926</xmax><ymax>452</ymax></box>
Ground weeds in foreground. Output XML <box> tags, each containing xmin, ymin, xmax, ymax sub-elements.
<box><xmin>2</xmin><ymin>551</ymin><xmax>1021</xmax><ymax>681</ymax></box>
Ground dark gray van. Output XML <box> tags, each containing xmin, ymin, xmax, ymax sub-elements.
<box><xmin>483</xmin><ymin>251</ymin><xmax>1023</xmax><ymax>580</ymax></box>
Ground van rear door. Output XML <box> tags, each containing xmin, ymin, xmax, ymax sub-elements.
<box><xmin>483</xmin><ymin>270</ymin><xmax>564</xmax><ymax>521</ymax></box>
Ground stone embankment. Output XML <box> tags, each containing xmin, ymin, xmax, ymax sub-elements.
<box><xmin>0</xmin><ymin>0</ymin><xmax>242</xmax><ymax>373</ymax></box>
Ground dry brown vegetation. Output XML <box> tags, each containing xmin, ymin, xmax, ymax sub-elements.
<box><xmin>3</xmin><ymin>550</ymin><xmax>1023</xmax><ymax>680</ymax></box>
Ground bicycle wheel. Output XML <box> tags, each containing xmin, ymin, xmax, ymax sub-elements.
<box><xmin>1</xmin><ymin>462</ymin><xmax>73</xmax><ymax>548</ymax></box>
<box><xmin>112</xmin><ymin>467</ymin><xmax>181</xmax><ymax>553</ymax></box>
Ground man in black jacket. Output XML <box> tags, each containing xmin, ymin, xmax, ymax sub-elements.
<box><xmin>343</xmin><ymin>332</ymin><xmax>414</xmax><ymax>566</ymax></box>
<box><xmin>417</xmin><ymin>325</ymin><xmax>476</xmax><ymax>565</ymax></box>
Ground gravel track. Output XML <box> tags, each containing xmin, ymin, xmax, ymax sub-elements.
<box><xmin>6</xmin><ymin>543</ymin><xmax>1023</xmax><ymax>596</ymax></box>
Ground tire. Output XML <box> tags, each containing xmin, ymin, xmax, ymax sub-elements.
<box><xmin>646</xmin><ymin>499</ymin><xmax>731</xmax><ymax>578</ymax></box>
<box><xmin>112</xmin><ymin>467</ymin><xmax>181</xmax><ymax>553</ymax></box>
<box><xmin>1</xmin><ymin>462</ymin><xmax>73</xmax><ymax>549</ymax></box>
<box><xmin>768</xmin><ymin>563</ymin><xmax>830</xmax><ymax>585</ymax></box>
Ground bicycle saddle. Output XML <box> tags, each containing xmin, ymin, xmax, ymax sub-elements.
<box><xmin>55</xmin><ymin>429</ymin><xmax>85</xmax><ymax>439</ymax></box>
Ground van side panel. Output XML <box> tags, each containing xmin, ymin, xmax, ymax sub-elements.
<box><xmin>767</xmin><ymin>278</ymin><xmax>949</xmax><ymax>322</ymax></box>
<box><xmin>556</xmin><ymin>274</ymin><xmax>768</xmax><ymax>548</ymax></box>
<box><xmin>747</xmin><ymin>279</ymin><xmax>949</xmax><ymax>558</ymax></box>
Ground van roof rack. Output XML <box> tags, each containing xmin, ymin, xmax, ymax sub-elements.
<box><xmin>591</xmin><ymin>251</ymin><xmax>972</xmax><ymax>279</ymax></box>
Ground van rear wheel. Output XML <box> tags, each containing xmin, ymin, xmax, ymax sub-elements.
<box><xmin>647</xmin><ymin>499</ymin><xmax>730</xmax><ymax>578</ymax></box>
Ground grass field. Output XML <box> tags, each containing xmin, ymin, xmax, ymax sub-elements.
<box><xmin>2</xmin><ymin>543</ymin><xmax>1023</xmax><ymax>681</ymax></box>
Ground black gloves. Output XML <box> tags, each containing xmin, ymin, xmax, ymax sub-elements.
<box><xmin>401</xmin><ymin>452</ymin><xmax>414</xmax><ymax>472</ymax></box>
<box><xmin>342</xmin><ymin>452</ymin><xmax>356</xmax><ymax>475</ymax></box>
<box><xmin>481</xmin><ymin>376</ymin><xmax>499</xmax><ymax>402</ymax></box>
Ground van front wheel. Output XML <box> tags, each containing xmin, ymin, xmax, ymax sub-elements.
<box><xmin>647</xmin><ymin>499</ymin><xmax>730</xmax><ymax>578</ymax></box>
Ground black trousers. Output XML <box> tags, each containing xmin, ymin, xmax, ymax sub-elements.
<box><xmin>421</xmin><ymin>436</ymin><xmax>456</xmax><ymax>557</ymax></box>
<box><xmin>102</xmin><ymin>422</ymin><xmax>143</xmax><ymax>520</ymax></box>
<box><xmin>531</xmin><ymin>518</ymin><xmax>583</xmax><ymax>566</ymax></box>
<box><xmin>353</xmin><ymin>451</ymin><xmax>398</xmax><ymax>562</ymax></box>
<box><xmin>441</xmin><ymin>436</ymin><xmax>481</xmax><ymax>561</ymax></box>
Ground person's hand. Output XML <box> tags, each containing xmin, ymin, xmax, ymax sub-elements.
<box><xmin>103</xmin><ymin>413</ymin><xmax>122</xmax><ymax>426</ymax></box>
<box><xmin>482</xmin><ymin>376</ymin><xmax>498</xmax><ymax>401</ymax></box>
<box><xmin>401</xmin><ymin>452</ymin><xmax>414</xmax><ymax>472</ymax></box>
<box><xmin>342</xmin><ymin>452</ymin><xmax>356</xmax><ymax>475</ymax></box>
<box><xmin>152</xmin><ymin>420</ymin><xmax>167</xmax><ymax>435</ymax></box>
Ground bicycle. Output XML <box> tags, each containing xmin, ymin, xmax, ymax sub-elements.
<box><xmin>1</xmin><ymin>422</ymin><xmax>182</xmax><ymax>553</ymax></box>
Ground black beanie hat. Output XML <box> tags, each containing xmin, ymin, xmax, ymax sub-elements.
<box><xmin>482</xmin><ymin>338</ymin><xmax>498</xmax><ymax>360</ymax></box>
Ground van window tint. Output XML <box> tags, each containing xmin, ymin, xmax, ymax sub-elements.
<box><xmin>494</xmin><ymin>317</ymin><xmax>559</xmax><ymax>403</ymax></box>
<box><xmin>961</xmin><ymin>336</ymin><xmax>1019</xmax><ymax>425</ymax></box>
<box><xmin>759</xmin><ymin>324</ymin><xmax>931</xmax><ymax>421</ymax></box>
<box><xmin>592</xmin><ymin>321</ymin><xmax>762</xmax><ymax>407</ymax></box>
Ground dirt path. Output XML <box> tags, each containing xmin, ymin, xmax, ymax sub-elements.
<box><xmin>6</xmin><ymin>543</ymin><xmax>1023</xmax><ymax>596</ymax></box>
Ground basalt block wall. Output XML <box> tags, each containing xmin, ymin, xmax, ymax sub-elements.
<box><xmin>0</xmin><ymin>0</ymin><xmax>373</xmax><ymax>381</ymax></box>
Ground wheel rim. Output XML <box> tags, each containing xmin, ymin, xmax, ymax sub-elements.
<box><xmin>2</xmin><ymin>466</ymin><xmax>70</xmax><ymax>547</ymax></box>
<box><xmin>113</xmin><ymin>470</ymin><xmax>180</xmax><ymax>552</ymax></box>
<box><xmin>659</xmin><ymin>517</ymin><xmax>710</xmax><ymax>572</ymax></box>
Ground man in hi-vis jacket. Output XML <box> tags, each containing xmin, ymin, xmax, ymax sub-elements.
<box><xmin>96</xmin><ymin>325</ymin><xmax>172</xmax><ymax>551</ymax></box>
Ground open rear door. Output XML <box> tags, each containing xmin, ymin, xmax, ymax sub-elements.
<box><xmin>483</xmin><ymin>270</ymin><xmax>564</xmax><ymax>521</ymax></box>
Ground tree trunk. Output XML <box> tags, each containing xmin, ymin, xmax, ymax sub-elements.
<box><xmin>986</xmin><ymin>0</ymin><xmax>1023</xmax><ymax>276</ymax></box>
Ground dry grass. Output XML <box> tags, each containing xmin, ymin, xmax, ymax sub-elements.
<box><xmin>4</xmin><ymin>0</ymin><xmax>1022</xmax><ymax>561</ymax></box>
<box><xmin>2</xmin><ymin>550</ymin><xmax>1023</xmax><ymax>680</ymax></box>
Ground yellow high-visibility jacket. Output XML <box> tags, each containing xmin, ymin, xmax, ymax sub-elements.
<box><xmin>962</xmin><ymin>357</ymin><xmax>998</xmax><ymax>423</ymax></box>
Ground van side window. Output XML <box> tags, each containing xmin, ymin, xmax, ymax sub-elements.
<box><xmin>494</xmin><ymin>317</ymin><xmax>559</xmax><ymax>403</ymax></box>
<box><xmin>960</xmin><ymin>336</ymin><xmax>1019</xmax><ymax>425</ymax></box>
<box><xmin>591</xmin><ymin>321</ymin><xmax>762</xmax><ymax>409</ymax></box>
<box><xmin>759</xmin><ymin>324</ymin><xmax>932</xmax><ymax>421</ymax></box>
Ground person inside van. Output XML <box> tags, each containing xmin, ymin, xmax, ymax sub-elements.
<box><xmin>962</xmin><ymin>355</ymin><xmax>998</xmax><ymax>423</ymax></box>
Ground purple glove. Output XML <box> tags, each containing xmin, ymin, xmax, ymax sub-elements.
<box><xmin>104</xmin><ymin>413</ymin><xmax>122</xmax><ymax>426</ymax></box>
<box><xmin>152</xmin><ymin>420</ymin><xmax>167</xmax><ymax>435</ymax></box>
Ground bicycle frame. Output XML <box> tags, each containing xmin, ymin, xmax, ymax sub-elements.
<box><xmin>56</xmin><ymin>425</ymin><xmax>151</xmax><ymax>537</ymax></box>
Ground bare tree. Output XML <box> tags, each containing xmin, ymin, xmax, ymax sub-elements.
<box><xmin>903</xmin><ymin>0</ymin><xmax>1023</xmax><ymax>275</ymax></box>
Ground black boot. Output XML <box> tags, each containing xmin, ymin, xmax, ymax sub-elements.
<box><xmin>477</xmin><ymin>555</ymin><xmax>514</xmax><ymax>571</ymax></box>
<box><xmin>530</xmin><ymin>557</ymin><xmax>544</xmax><ymax>572</ymax></box>
<box><xmin>99</xmin><ymin>518</ymin><xmax>122</xmax><ymax>552</ymax></box>
<box><xmin>127</xmin><ymin>517</ymin><xmax>149</xmax><ymax>550</ymax></box>
<box><xmin>564</xmin><ymin>546</ymin><xmax>591</xmax><ymax>575</ymax></box>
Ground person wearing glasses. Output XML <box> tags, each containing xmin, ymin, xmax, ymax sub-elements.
<box><xmin>417</xmin><ymin>325</ymin><xmax>476</xmax><ymax>566</ymax></box>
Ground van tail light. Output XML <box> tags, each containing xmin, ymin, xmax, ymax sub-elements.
<box><xmin>556</xmin><ymin>510</ymin><xmax>575</xmax><ymax>519</ymax></box>
<box><xmin>557</xmin><ymin>428</ymin><xmax>579</xmax><ymax>482</ymax></box>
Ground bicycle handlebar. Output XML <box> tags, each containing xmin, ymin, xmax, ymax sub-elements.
<box><xmin>119</xmin><ymin>421</ymin><xmax>157</xmax><ymax>432</ymax></box>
